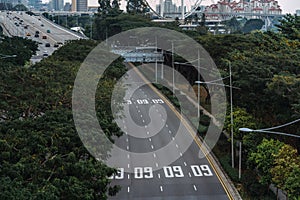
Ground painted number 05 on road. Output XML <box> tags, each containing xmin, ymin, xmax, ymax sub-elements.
<box><xmin>109</xmin><ymin>165</ymin><xmax>213</xmax><ymax>180</ymax></box>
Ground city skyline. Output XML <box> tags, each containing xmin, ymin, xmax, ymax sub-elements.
<box><xmin>41</xmin><ymin>0</ymin><xmax>300</xmax><ymax>14</ymax></box>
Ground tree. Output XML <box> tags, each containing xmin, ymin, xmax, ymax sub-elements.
<box><xmin>98</xmin><ymin>0</ymin><xmax>121</xmax><ymax>17</ymax></box>
<box><xmin>284</xmin><ymin>167</ymin><xmax>300</xmax><ymax>199</ymax></box>
<box><xmin>196</xmin><ymin>13</ymin><xmax>208</xmax><ymax>35</ymax></box>
<box><xmin>0</xmin><ymin>109</ymin><xmax>120</xmax><ymax>199</ymax></box>
<box><xmin>111</xmin><ymin>0</ymin><xmax>121</xmax><ymax>12</ymax></box>
<box><xmin>0</xmin><ymin>38</ymin><xmax>127</xmax><ymax>198</ymax></box>
<box><xmin>242</xmin><ymin>19</ymin><xmax>264</xmax><ymax>33</ymax></box>
<box><xmin>93</xmin><ymin>13</ymin><xmax>158</xmax><ymax>40</ymax></box>
<box><xmin>270</xmin><ymin>144</ymin><xmax>300</xmax><ymax>198</ymax></box>
<box><xmin>249</xmin><ymin>139</ymin><xmax>284</xmax><ymax>186</ymax></box>
<box><xmin>276</xmin><ymin>14</ymin><xmax>300</xmax><ymax>40</ymax></box>
<box><xmin>126</xmin><ymin>0</ymin><xmax>148</xmax><ymax>14</ymax></box>
<box><xmin>225</xmin><ymin>17</ymin><xmax>243</xmax><ymax>33</ymax></box>
<box><xmin>267</xmin><ymin>74</ymin><xmax>300</xmax><ymax>119</ymax></box>
<box><xmin>224</xmin><ymin>107</ymin><xmax>257</xmax><ymax>140</ymax></box>
<box><xmin>0</xmin><ymin>36</ymin><xmax>38</xmax><ymax>66</ymax></box>
<box><xmin>98</xmin><ymin>0</ymin><xmax>112</xmax><ymax>15</ymax></box>
<box><xmin>12</xmin><ymin>4</ymin><xmax>28</xmax><ymax>11</ymax></box>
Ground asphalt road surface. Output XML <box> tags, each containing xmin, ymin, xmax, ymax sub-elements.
<box><xmin>0</xmin><ymin>11</ymin><xmax>83</xmax><ymax>63</ymax></box>
<box><xmin>108</xmin><ymin>64</ymin><xmax>232</xmax><ymax>200</ymax></box>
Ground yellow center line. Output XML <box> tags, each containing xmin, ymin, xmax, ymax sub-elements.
<box><xmin>128</xmin><ymin>62</ymin><xmax>234</xmax><ymax>200</ymax></box>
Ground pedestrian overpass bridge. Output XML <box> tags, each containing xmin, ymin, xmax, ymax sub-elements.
<box><xmin>111</xmin><ymin>46</ymin><xmax>164</xmax><ymax>63</ymax></box>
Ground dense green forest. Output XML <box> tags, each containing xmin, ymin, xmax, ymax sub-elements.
<box><xmin>0</xmin><ymin>38</ymin><xmax>126</xmax><ymax>199</ymax></box>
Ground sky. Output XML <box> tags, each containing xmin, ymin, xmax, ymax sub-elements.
<box><xmin>57</xmin><ymin>0</ymin><xmax>300</xmax><ymax>14</ymax></box>
<box><xmin>278</xmin><ymin>0</ymin><xmax>300</xmax><ymax>13</ymax></box>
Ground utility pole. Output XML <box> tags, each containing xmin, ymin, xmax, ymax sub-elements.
<box><xmin>229</xmin><ymin>61</ymin><xmax>234</xmax><ymax>168</ymax></box>
<box><xmin>181</xmin><ymin>0</ymin><xmax>184</xmax><ymax>20</ymax></box>
<box><xmin>172</xmin><ymin>41</ymin><xmax>174</xmax><ymax>95</ymax></box>
<box><xmin>197</xmin><ymin>49</ymin><xmax>200</xmax><ymax>118</ymax></box>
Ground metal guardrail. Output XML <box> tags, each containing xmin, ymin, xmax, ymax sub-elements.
<box><xmin>40</xmin><ymin>14</ymin><xmax>89</xmax><ymax>40</ymax></box>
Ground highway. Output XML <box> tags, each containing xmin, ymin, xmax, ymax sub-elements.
<box><xmin>0</xmin><ymin>11</ymin><xmax>85</xmax><ymax>63</ymax></box>
<box><xmin>108</xmin><ymin>63</ymin><xmax>233</xmax><ymax>200</ymax></box>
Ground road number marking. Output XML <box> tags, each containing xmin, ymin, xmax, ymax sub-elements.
<box><xmin>191</xmin><ymin>165</ymin><xmax>213</xmax><ymax>177</ymax></box>
<box><xmin>134</xmin><ymin>167</ymin><xmax>153</xmax><ymax>179</ymax></box>
<box><xmin>109</xmin><ymin>165</ymin><xmax>213</xmax><ymax>180</ymax></box>
<box><xmin>163</xmin><ymin>166</ymin><xmax>184</xmax><ymax>178</ymax></box>
<box><xmin>122</xmin><ymin>98</ymin><xmax>165</xmax><ymax>105</ymax></box>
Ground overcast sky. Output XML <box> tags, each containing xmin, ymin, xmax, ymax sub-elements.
<box><xmin>59</xmin><ymin>0</ymin><xmax>300</xmax><ymax>14</ymax></box>
<box><xmin>278</xmin><ymin>0</ymin><xmax>300</xmax><ymax>13</ymax></box>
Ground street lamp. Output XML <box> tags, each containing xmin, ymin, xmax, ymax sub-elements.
<box><xmin>239</xmin><ymin>128</ymin><xmax>300</xmax><ymax>138</ymax></box>
<box><xmin>0</xmin><ymin>54</ymin><xmax>17</xmax><ymax>59</ymax></box>
<box><xmin>196</xmin><ymin>61</ymin><xmax>236</xmax><ymax>169</ymax></box>
<box><xmin>239</xmin><ymin>118</ymin><xmax>300</xmax><ymax>138</ymax></box>
<box><xmin>238</xmin><ymin>118</ymin><xmax>300</xmax><ymax>179</ymax></box>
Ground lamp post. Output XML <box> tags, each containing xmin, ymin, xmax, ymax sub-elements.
<box><xmin>0</xmin><ymin>54</ymin><xmax>17</xmax><ymax>59</ymax></box>
<box><xmin>238</xmin><ymin>118</ymin><xmax>300</xmax><ymax>179</ymax></box>
<box><xmin>196</xmin><ymin>61</ymin><xmax>236</xmax><ymax>170</ymax></box>
<box><xmin>238</xmin><ymin>128</ymin><xmax>300</xmax><ymax>138</ymax></box>
<box><xmin>229</xmin><ymin>61</ymin><xmax>234</xmax><ymax>169</ymax></box>
<box><xmin>90</xmin><ymin>14</ymin><xmax>93</xmax><ymax>39</ymax></box>
<box><xmin>155</xmin><ymin>36</ymin><xmax>158</xmax><ymax>83</ymax></box>
<box><xmin>197</xmin><ymin>50</ymin><xmax>200</xmax><ymax>118</ymax></box>
<box><xmin>172</xmin><ymin>41</ymin><xmax>174</xmax><ymax>95</ymax></box>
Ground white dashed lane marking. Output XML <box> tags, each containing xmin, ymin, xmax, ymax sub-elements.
<box><xmin>184</xmin><ymin>162</ymin><xmax>187</xmax><ymax>166</ymax></box>
<box><xmin>160</xmin><ymin>186</ymin><xmax>163</xmax><ymax>192</ymax></box>
<box><xmin>128</xmin><ymin>186</ymin><xmax>130</xmax><ymax>193</ymax></box>
<box><xmin>158</xmin><ymin>173</ymin><xmax>161</xmax><ymax>179</ymax></box>
<box><xmin>193</xmin><ymin>185</ymin><xmax>197</xmax><ymax>191</ymax></box>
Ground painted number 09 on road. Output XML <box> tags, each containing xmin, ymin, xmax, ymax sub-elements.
<box><xmin>109</xmin><ymin>165</ymin><xmax>213</xmax><ymax>180</ymax></box>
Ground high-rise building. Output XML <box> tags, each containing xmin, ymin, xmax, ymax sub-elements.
<box><xmin>28</xmin><ymin>0</ymin><xmax>42</xmax><ymax>10</ymax></box>
<box><xmin>0</xmin><ymin>0</ymin><xmax>19</xmax><ymax>7</ymax></box>
<box><xmin>71</xmin><ymin>0</ymin><xmax>76</xmax><ymax>11</ymax></box>
<box><xmin>164</xmin><ymin>0</ymin><xmax>177</xmax><ymax>13</ymax></box>
<box><xmin>71</xmin><ymin>0</ymin><xmax>87</xmax><ymax>12</ymax></box>
<box><xmin>64</xmin><ymin>2</ymin><xmax>71</xmax><ymax>11</ymax></box>
<box><xmin>51</xmin><ymin>0</ymin><xmax>64</xmax><ymax>11</ymax></box>
<box><xmin>156</xmin><ymin>4</ymin><xmax>161</xmax><ymax>14</ymax></box>
<box><xmin>178</xmin><ymin>5</ymin><xmax>186</xmax><ymax>13</ymax></box>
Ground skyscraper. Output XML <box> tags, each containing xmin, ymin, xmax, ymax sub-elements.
<box><xmin>71</xmin><ymin>0</ymin><xmax>87</xmax><ymax>12</ymax></box>
<box><xmin>49</xmin><ymin>0</ymin><xmax>64</xmax><ymax>11</ymax></box>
